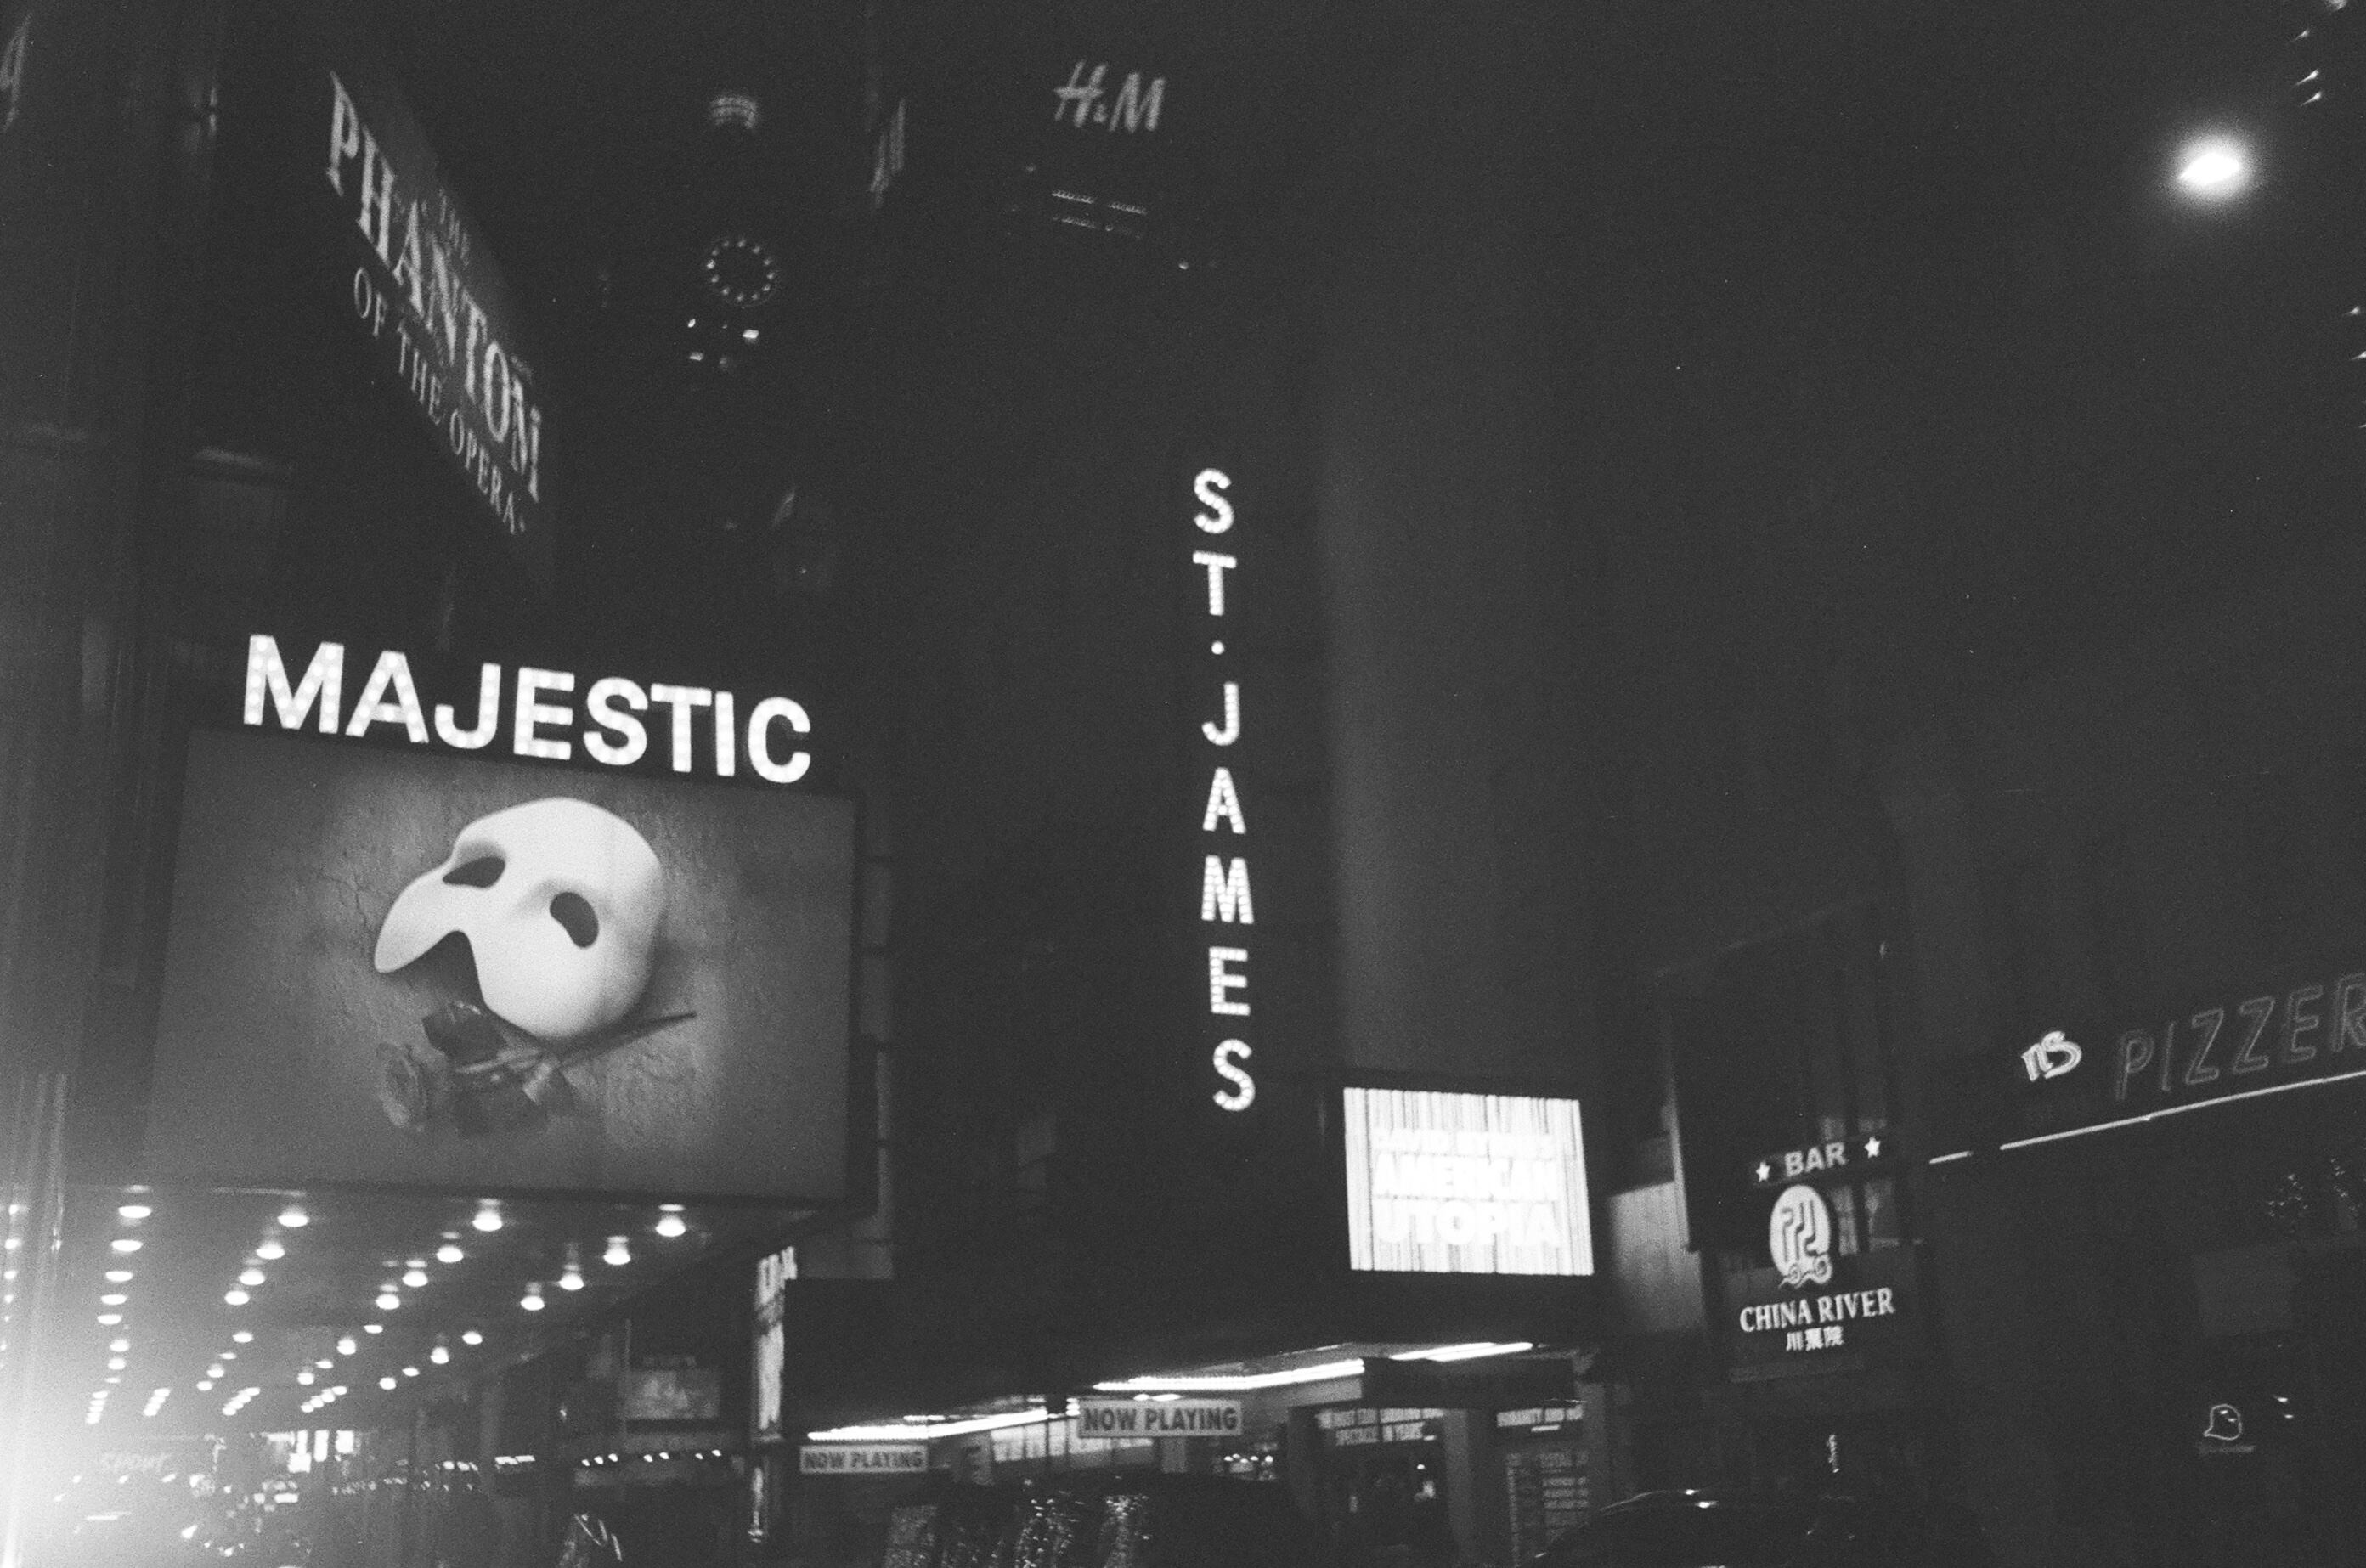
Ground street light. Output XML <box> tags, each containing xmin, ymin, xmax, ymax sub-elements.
<box><xmin>2175</xmin><ymin>134</ymin><xmax>2253</xmax><ymax>201</ymax></box>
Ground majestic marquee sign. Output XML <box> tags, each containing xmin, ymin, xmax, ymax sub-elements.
<box><xmin>145</xmin><ymin>721</ymin><xmax>855</xmax><ymax>1204</ymax></box>
<box><xmin>1075</xmin><ymin>1398</ymin><xmax>1243</xmax><ymax>1440</ymax></box>
<box><xmin>1940</xmin><ymin>962</ymin><xmax>2366</xmax><ymax>1155</ymax></box>
<box><xmin>1189</xmin><ymin>469</ymin><xmax>1258</xmax><ymax>1114</ymax></box>
<box><xmin>1342</xmin><ymin>1088</ymin><xmax>1595</xmax><ymax>1275</ymax></box>
<box><xmin>799</xmin><ymin>1444</ymin><xmax>927</xmax><ymax>1476</ymax></box>
<box><xmin>311</xmin><ymin>18</ymin><xmax>551</xmax><ymax>576</ymax></box>
<box><xmin>241</xmin><ymin>635</ymin><xmax>814</xmax><ymax>786</ymax></box>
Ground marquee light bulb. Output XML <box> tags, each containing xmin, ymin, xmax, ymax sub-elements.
<box><xmin>461</xmin><ymin>1330</ymin><xmax>483</xmax><ymax>1346</ymax></box>
<box><xmin>276</xmin><ymin>1205</ymin><xmax>308</xmax><ymax>1228</ymax></box>
<box><xmin>116</xmin><ymin>1204</ymin><xmax>151</xmax><ymax>1221</ymax></box>
<box><xmin>109</xmin><ymin>1340</ymin><xmax>129</xmax><ymax>1353</ymax></box>
<box><xmin>99</xmin><ymin>1294</ymin><xmax>127</xmax><ymax>1306</ymax></box>
<box><xmin>472</xmin><ymin>1203</ymin><xmax>503</xmax><ymax>1233</ymax></box>
<box><xmin>603</xmin><ymin>1237</ymin><xmax>630</xmax><ymax>1266</ymax></box>
<box><xmin>520</xmin><ymin>1284</ymin><xmax>545</xmax><ymax>1311</ymax></box>
<box><xmin>364</xmin><ymin>1323</ymin><xmax>382</xmax><ymax>1334</ymax></box>
<box><xmin>336</xmin><ymin>1337</ymin><xmax>357</xmax><ymax>1356</ymax></box>
<box><xmin>104</xmin><ymin>1270</ymin><xmax>133</xmax><ymax>1284</ymax></box>
<box><xmin>110</xmin><ymin>1238</ymin><xmax>141</xmax><ymax>1254</ymax></box>
<box><xmin>436</xmin><ymin>1243</ymin><xmax>464</xmax><ymax>1265</ymax></box>
<box><xmin>402</xmin><ymin>1268</ymin><xmax>428</xmax><ymax>1289</ymax></box>
<box><xmin>379</xmin><ymin>1376</ymin><xmax>397</xmax><ymax>1391</ymax></box>
<box><xmin>232</xmin><ymin>1331</ymin><xmax>252</xmax><ymax>1344</ymax></box>
<box><xmin>97</xmin><ymin>1314</ymin><xmax>121</xmax><ymax>1326</ymax></box>
<box><xmin>223</xmin><ymin>1289</ymin><xmax>248</xmax><ymax>1306</ymax></box>
<box><xmin>297</xmin><ymin>1371</ymin><xmax>314</xmax><ymax>1386</ymax></box>
<box><xmin>654</xmin><ymin>1207</ymin><xmax>687</xmax><ymax>1239</ymax></box>
<box><xmin>558</xmin><ymin>1266</ymin><xmax>584</xmax><ymax>1292</ymax></box>
<box><xmin>256</xmin><ymin>1240</ymin><xmax>285</xmax><ymax>1261</ymax></box>
<box><xmin>238</xmin><ymin>1268</ymin><xmax>265</xmax><ymax>1288</ymax></box>
<box><xmin>375</xmin><ymin>1292</ymin><xmax>400</xmax><ymax>1311</ymax></box>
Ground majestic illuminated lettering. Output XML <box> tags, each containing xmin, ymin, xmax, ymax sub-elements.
<box><xmin>241</xmin><ymin>635</ymin><xmax>812</xmax><ymax>786</ymax></box>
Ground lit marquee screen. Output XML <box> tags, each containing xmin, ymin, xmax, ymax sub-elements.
<box><xmin>1343</xmin><ymin>1088</ymin><xmax>1595</xmax><ymax>1276</ymax></box>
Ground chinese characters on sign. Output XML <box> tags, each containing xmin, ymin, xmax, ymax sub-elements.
<box><xmin>1191</xmin><ymin>468</ymin><xmax>1257</xmax><ymax>1114</ymax></box>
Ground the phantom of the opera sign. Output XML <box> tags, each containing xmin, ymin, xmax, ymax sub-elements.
<box><xmin>144</xmin><ymin>645</ymin><xmax>854</xmax><ymax>1202</ymax></box>
<box><xmin>308</xmin><ymin>8</ymin><xmax>551</xmax><ymax>577</ymax></box>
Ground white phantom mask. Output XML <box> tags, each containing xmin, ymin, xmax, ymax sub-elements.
<box><xmin>375</xmin><ymin>798</ymin><xmax>665</xmax><ymax>1041</ymax></box>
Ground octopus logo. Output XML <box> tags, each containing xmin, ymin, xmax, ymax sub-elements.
<box><xmin>1769</xmin><ymin>1183</ymin><xmax>1835</xmax><ymax>1289</ymax></box>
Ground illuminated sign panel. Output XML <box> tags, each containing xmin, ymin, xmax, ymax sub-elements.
<box><xmin>751</xmin><ymin>1245</ymin><xmax>795</xmax><ymax>1443</ymax></box>
<box><xmin>144</xmin><ymin>719</ymin><xmax>855</xmax><ymax>1203</ymax></box>
<box><xmin>1342</xmin><ymin>1088</ymin><xmax>1595</xmax><ymax>1275</ymax></box>
<box><xmin>799</xmin><ymin>1444</ymin><xmax>926</xmax><ymax>1475</ymax></box>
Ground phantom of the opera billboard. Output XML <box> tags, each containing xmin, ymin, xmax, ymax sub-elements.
<box><xmin>143</xmin><ymin>638</ymin><xmax>854</xmax><ymax>1204</ymax></box>
<box><xmin>1342</xmin><ymin>1087</ymin><xmax>1595</xmax><ymax>1276</ymax></box>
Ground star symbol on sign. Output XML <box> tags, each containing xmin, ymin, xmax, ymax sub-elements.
<box><xmin>1754</xmin><ymin>1160</ymin><xmax>1771</xmax><ymax>1183</ymax></box>
<box><xmin>1863</xmin><ymin>1135</ymin><xmax>1882</xmax><ymax>1159</ymax></box>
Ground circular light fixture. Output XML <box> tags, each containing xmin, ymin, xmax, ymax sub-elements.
<box><xmin>276</xmin><ymin>1205</ymin><xmax>308</xmax><ymax>1229</ymax></box>
<box><xmin>558</xmin><ymin>1267</ymin><xmax>584</xmax><ymax>1293</ymax></box>
<box><xmin>379</xmin><ymin>1376</ymin><xmax>398</xmax><ymax>1391</ymax></box>
<box><xmin>336</xmin><ymin>1337</ymin><xmax>357</xmax><ymax>1356</ymax></box>
<box><xmin>520</xmin><ymin>1284</ymin><xmax>545</xmax><ymax>1312</ymax></box>
<box><xmin>232</xmin><ymin>1331</ymin><xmax>252</xmax><ymax>1345</ymax></box>
<box><xmin>706</xmin><ymin>92</ymin><xmax>761</xmax><ymax>133</ymax></box>
<box><xmin>402</xmin><ymin>1268</ymin><xmax>428</xmax><ymax>1289</ymax></box>
<box><xmin>297</xmin><ymin>1371</ymin><xmax>314</xmax><ymax>1385</ymax></box>
<box><xmin>223</xmin><ymin>1289</ymin><xmax>249</xmax><ymax>1306</ymax></box>
<box><xmin>109</xmin><ymin>1238</ymin><xmax>141</xmax><ymax>1255</ymax></box>
<box><xmin>238</xmin><ymin>1268</ymin><xmax>265</xmax><ymax>1288</ymax></box>
<box><xmin>472</xmin><ymin>1203</ymin><xmax>503</xmax><ymax>1234</ymax></box>
<box><xmin>461</xmin><ymin>1330</ymin><xmax>483</xmax><ymax>1346</ymax></box>
<box><xmin>104</xmin><ymin>1270</ymin><xmax>133</xmax><ymax>1284</ymax></box>
<box><xmin>2176</xmin><ymin>134</ymin><xmax>2254</xmax><ymax>200</ymax></box>
<box><xmin>97</xmin><ymin>1314</ymin><xmax>122</xmax><ymax>1326</ymax></box>
<box><xmin>655</xmin><ymin>1205</ymin><xmax>688</xmax><ymax>1239</ymax></box>
<box><xmin>107</xmin><ymin>1358</ymin><xmax>126</xmax><ymax>1372</ymax></box>
<box><xmin>364</xmin><ymin>1323</ymin><xmax>383</xmax><ymax>1335</ymax></box>
<box><xmin>431</xmin><ymin>1345</ymin><xmax>450</xmax><ymax>1365</ymax></box>
<box><xmin>195</xmin><ymin>1380</ymin><xmax>213</xmax><ymax>1392</ymax></box>
<box><xmin>701</xmin><ymin>234</ymin><xmax>781</xmax><ymax>311</ymax></box>
<box><xmin>256</xmin><ymin>1240</ymin><xmax>285</xmax><ymax>1261</ymax></box>
<box><xmin>436</xmin><ymin>1243</ymin><xmax>464</xmax><ymax>1265</ymax></box>
<box><xmin>116</xmin><ymin>1204</ymin><xmax>151</xmax><ymax>1221</ymax></box>
<box><xmin>206</xmin><ymin>1364</ymin><xmax>224</xmax><ymax>1379</ymax></box>
<box><xmin>402</xmin><ymin>1366</ymin><xmax>420</xmax><ymax>1379</ymax></box>
<box><xmin>99</xmin><ymin>1294</ymin><xmax>127</xmax><ymax>1306</ymax></box>
<box><xmin>108</xmin><ymin>1339</ymin><xmax>129</xmax><ymax>1353</ymax></box>
<box><xmin>375</xmin><ymin>1292</ymin><xmax>400</xmax><ymax>1311</ymax></box>
<box><xmin>603</xmin><ymin>1237</ymin><xmax>630</xmax><ymax>1267</ymax></box>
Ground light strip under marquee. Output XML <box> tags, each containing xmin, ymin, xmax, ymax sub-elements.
<box><xmin>240</xmin><ymin>635</ymin><xmax>811</xmax><ymax>785</ymax></box>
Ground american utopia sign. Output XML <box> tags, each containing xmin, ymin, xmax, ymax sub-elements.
<box><xmin>1341</xmin><ymin>1087</ymin><xmax>1595</xmax><ymax>1275</ymax></box>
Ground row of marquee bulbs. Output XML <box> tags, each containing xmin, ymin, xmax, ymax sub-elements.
<box><xmin>94</xmin><ymin>1198</ymin><xmax>691</xmax><ymax>1423</ymax></box>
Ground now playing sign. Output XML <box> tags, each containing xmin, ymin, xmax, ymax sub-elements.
<box><xmin>799</xmin><ymin>1444</ymin><xmax>929</xmax><ymax>1475</ymax></box>
<box><xmin>1076</xmin><ymin>1398</ymin><xmax>1245</xmax><ymax>1441</ymax></box>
